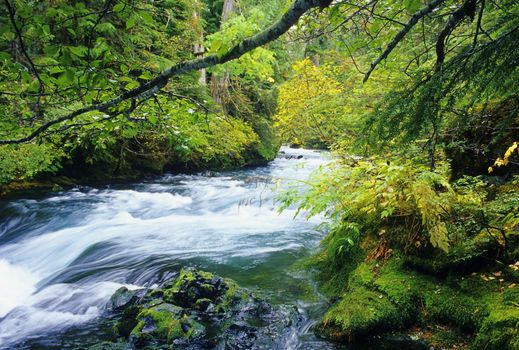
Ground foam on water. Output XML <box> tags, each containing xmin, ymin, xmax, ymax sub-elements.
<box><xmin>0</xmin><ymin>259</ymin><xmax>39</xmax><ymax>318</ymax></box>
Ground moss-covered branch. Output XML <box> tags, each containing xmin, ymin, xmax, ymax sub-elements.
<box><xmin>0</xmin><ymin>0</ymin><xmax>331</xmax><ymax>145</ymax></box>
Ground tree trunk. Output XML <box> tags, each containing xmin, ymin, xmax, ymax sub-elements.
<box><xmin>211</xmin><ymin>0</ymin><xmax>235</xmax><ymax>110</ymax></box>
<box><xmin>193</xmin><ymin>0</ymin><xmax>206</xmax><ymax>85</ymax></box>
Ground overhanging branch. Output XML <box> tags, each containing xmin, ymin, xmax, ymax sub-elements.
<box><xmin>0</xmin><ymin>0</ymin><xmax>330</xmax><ymax>145</ymax></box>
<box><xmin>363</xmin><ymin>0</ymin><xmax>446</xmax><ymax>83</ymax></box>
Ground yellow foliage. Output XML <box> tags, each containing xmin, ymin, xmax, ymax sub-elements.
<box><xmin>275</xmin><ymin>58</ymin><xmax>344</xmax><ymax>146</ymax></box>
<box><xmin>488</xmin><ymin>141</ymin><xmax>518</xmax><ymax>173</ymax></box>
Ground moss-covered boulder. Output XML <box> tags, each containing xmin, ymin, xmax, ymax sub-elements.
<box><xmin>316</xmin><ymin>258</ymin><xmax>426</xmax><ymax>341</ymax></box>
<box><xmin>161</xmin><ymin>268</ymin><xmax>244</xmax><ymax>310</ymax></box>
<box><xmin>473</xmin><ymin>308</ymin><xmax>519</xmax><ymax>349</ymax></box>
<box><xmin>403</xmin><ymin>230</ymin><xmax>503</xmax><ymax>278</ymax></box>
<box><xmin>108</xmin><ymin>268</ymin><xmax>293</xmax><ymax>349</ymax></box>
<box><xmin>129</xmin><ymin>303</ymin><xmax>204</xmax><ymax>346</ymax></box>
<box><xmin>316</xmin><ymin>257</ymin><xmax>519</xmax><ymax>349</ymax></box>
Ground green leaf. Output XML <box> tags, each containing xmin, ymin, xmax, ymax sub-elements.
<box><xmin>44</xmin><ymin>45</ymin><xmax>60</xmax><ymax>57</ymax></box>
<box><xmin>404</xmin><ymin>0</ymin><xmax>422</xmax><ymax>12</ymax></box>
<box><xmin>0</xmin><ymin>52</ymin><xmax>10</xmax><ymax>60</ymax></box>
<box><xmin>126</xmin><ymin>17</ymin><xmax>137</xmax><ymax>29</ymax></box>
<box><xmin>69</xmin><ymin>46</ymin><xmax>87</xmax><ymax>57</ymax></box>
<box><xmin>148</xmin><ymin>115</ymin><xmax>158</xmax><ymax>124</ymax></box>
<box><xmin>139</xmin><ymin>71</ymin><xmax>153</xmax><ymax>80</ymax></box>
<box><xmin>139</xmin><ymin>11</ymin><xmax>154</xmax><ymax>25</ymax></box>
<box><xmin>113</xmin><ymin>3</ymin><xmax>125</xmax><ymax>12</ymax></box>
<box><xmin>50</xmin><ymin>66</ymin><xmax>65</xmax><ymax>74</ymax></box>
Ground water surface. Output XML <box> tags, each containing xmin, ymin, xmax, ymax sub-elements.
<box><xmin>0</xmin><ymin>147</ymin><xmax>428</xmax><ymax>350</ymax></box>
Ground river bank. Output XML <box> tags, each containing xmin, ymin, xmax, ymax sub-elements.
<box><xmin>1</xmin><ymin>148</ymin><xmax>517</xmax><ymax>349</ymax></box>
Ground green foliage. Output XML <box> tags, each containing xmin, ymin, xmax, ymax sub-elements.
<box><xmin>0</xmin><ymin>143</ymin><xmax>63</xmax><ymax>185</ymax></box>
<box><xmin>275</xmin><ymin>58</ymin><xmax>346</xmax><ymax>148</ymax></box>
<box><xmin>280</xmin><ymin>158</ymin><xmax>461</xmax><ymax>253</ymax></box>
<box><xmin>0</xmin><ymin>0</ymin><xmax>279</xmax><ymax>186</ymax></box>
<box><xmin>206</xmin><ymin>9</ymin><xmax>276</xmax><ymax>81</ymax></box>
<box><xmin>359</xmin><ymin>0</ymin><xmax>519</xmax><ymax>163</ymax></box>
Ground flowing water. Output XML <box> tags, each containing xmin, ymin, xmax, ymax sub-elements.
<box><xmin>0</xmin><ymin>148</ymin><xmax>330</xmax><ymax>348</ymax></box>
<box><xmin>0</xmin><ymin>147</ymin><xmax>427</xmax><ymax>349</ymax></box>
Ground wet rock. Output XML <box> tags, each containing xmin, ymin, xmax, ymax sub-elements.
<box><xmin>162</xmin><ymin>268</ymin><xmax>237</xmax><ymax>309</ymax></box>
<box><xmin>129</xmin><ymin>303</ymin><xmax>204</xmax><ymax>346</ymax></box>
<box><xmin>279</xmin><ymin>153</ymin><xmax>305</xmax><ymax>160</ymax></box>
<box><xmin>109</xmin><ymin>287</ymin><xmax>135</xmax><ymax>310</ymax></box>
<box><xmin>224</xmin><ymin>323</ymin><xmax>258</xmax><ymax>349</ymax></box>
<box><xmin>114</xmin><ymin>305</ymin><xmax>142</xmax><ymax>338</ymax></box>
<box><xmin>109</xmin><ymin>287</ymin><xmax>147</xmax><ymax>310</ymax></box>
<box><xmin>86</xmin><ymin>341</ymin><xmax>128</xmax><ymax>350</ymax></box>
<box><xmin>108</xmin><ymin>268</ymin><xmax>296</xmax><ymax>349</ymax></box>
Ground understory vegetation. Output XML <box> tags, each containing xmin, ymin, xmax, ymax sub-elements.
<box><xmin>0</xmin><ymin>0</ymin><xmax>285</xmax><ymax>191</ymax></box>
<box><xmin>1</xmin><ymin>0</ymin><xmax>518</xmax><ymax>348</ymax></box>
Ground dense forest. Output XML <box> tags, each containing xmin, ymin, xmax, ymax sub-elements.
<box><xmin>0</xmin><ymin>0</ymin><xmax>518</xmax><ymax>349</ymax></box>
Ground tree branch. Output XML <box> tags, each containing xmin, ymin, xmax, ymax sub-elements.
<box><xmin>363</xmin><ymin>0</ymin><xmax>446</xmax><ymax>83</ymax></box>
<box><xmin>435</xmin><ymin>0</ymin><xmax>477</xmax><ymax>70</ymax></box>
<box><xmin>0</xmin><ymin>0</ymin><xmax>331</xmax><ymax>145</ymax></box>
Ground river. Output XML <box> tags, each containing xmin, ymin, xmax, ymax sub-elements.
<box><xmin>0</xmin><ymin>147</ymin><xmax>425</xmax><ymax>349</ymax></box>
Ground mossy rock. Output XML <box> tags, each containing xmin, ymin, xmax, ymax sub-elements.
<box><xmin>109</xmin><ymin>287</ymin><xmax>136</xmax><ymax>310</ymax></box>
<box><xmin>113</xmin><ymin>304</ymin><xmax>142</xmax><ymax>338</ymax></box>
<box><xmin>316</xmin><ymin>259</ymin><xmax>424</xmax><ymax>341</ymax></box>
<box><xmin>106</xmin><ymin>268</ymin><xmax>286</xmax><ymax>348</ymax></box>
<box><xmin>317</xmin><ymin>256</ymin><xmax>519</xmax><ymax>348</ymax></box>
<box><xmin>472</xmin><ymin>286</ymin><xmax>519</xmax><ymax>350</ymax></box>
<box><xmin>86</xmin><ymin>341</ymin><xmax>128</xmax><ymax>350</ymax></box>
<box><xmin>472</xmin><ymin>307</ymin><xmax>519</xmax><ymax>350</ymax></box>
<box><xmin>163</xmin><ymin>268</ymin><xmax>228</xmax><ymax>308</ymax></box>
<box><xmin>423</xmin><ymin>288</ymin><xmax>484</xmax><ymax>332</ymax></box>
<box><xmin>404</xmin><ymin>233</ymin><xmax>500</xmax><ymax>277</ymax></box>
<box><xmin>317</xmin><ymin>285</ymin><xmax>403</xmax><ymax>341</ymax></box>
<box><xmin>130</xmin><ymin>303</ymin><xmax>204</xmax><ymax>346</ymax></box>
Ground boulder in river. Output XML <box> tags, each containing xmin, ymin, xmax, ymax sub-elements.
<box><xmin>107</xmin><ymin>268</ymin><xmax>294</xmax><ymax>349</ymax></box>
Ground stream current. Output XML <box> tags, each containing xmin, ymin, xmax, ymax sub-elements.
<box><xmin>0</xmin><ymin>147</ymin><xmax>427</xmax><ymax>349</ymax></box>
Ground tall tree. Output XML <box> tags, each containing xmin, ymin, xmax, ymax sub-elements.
<box><xmin>210</xmin><ymin>0</ymin><xmax>235</xmax><ymax>109</ymax></box>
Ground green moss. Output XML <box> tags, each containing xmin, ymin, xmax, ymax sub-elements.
<box><xmin>316</xmin><ymin>259</ymin><xmax>423</xmax><ymax>341</ymax></box>
<box><xmin>130</xmin><ymin>303</ymin><xmax>204</xmax><ymax>345</ymax></box>
<box><xmin>423</xmin><ymin>288</ymin><xmax>483</xmax><ymax>332</ymax></box>
<box><xmin>113</xmin><ymin>305</ymin><xmax>142</xmax><ymax>338</ymax></box>
<box><xmin>473</xmin><ymin>307</ymin><xmax>519</xmax><ymax>350</ymax></box>
<box><xmin>317</xmin><ymin>255</ymin><xmax>519</xmax><ymax>348</ymax></box>
<box><xmin>317</xmin><ymin>285</ymin><xmax>403</xmax><ymax>341</ymax></box>
<box><xmin>86</xmin><ymin>341</ymin><xmax>128</xmax><ymax>350</ymax></box>
<box><xmin>404</xmin><ymin>233</ymin><xmax>499</xmax><ymax>277</ymax></box>
<box><xmin>222</xmin><ymin>278</ymin><xmax>247</xmax><ymax>307</ymax></box>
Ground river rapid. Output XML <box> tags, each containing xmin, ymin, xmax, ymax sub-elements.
<box><xmin>0</xmin><ymin>147</ymin><xmax>427</xmax><ymax>350</ymax></box>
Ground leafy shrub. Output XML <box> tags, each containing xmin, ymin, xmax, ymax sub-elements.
<box><xmin>280</xmin><ymin>158</ymin><xmax>481</xmax><ymax>255</ymax></box>
<box><xmin>0</xmin><ymin>144</ymin><xmax>64</xmax><ymax>185</ymax></box>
